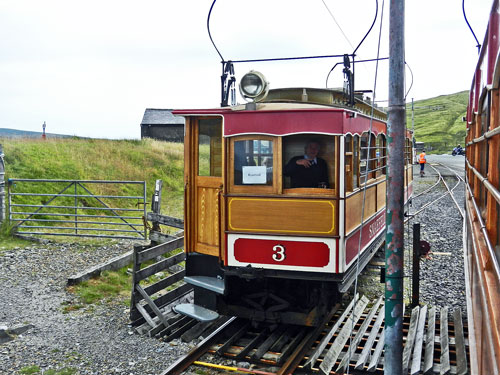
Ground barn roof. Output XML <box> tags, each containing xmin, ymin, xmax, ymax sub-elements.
<box><xmin>141</xmin><ymin>108</ymin><xmax>184</xmax><ymax>125</ymax></box>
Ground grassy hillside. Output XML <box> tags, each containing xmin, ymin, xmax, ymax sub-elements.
<box><xmin>406</xmin><ymin>91</ymin><xmax>468</xmax><ymax>153</ymax></box>
<box><xmin>1</xmin><ymin>137</ymin><xmax>184</xmax><ymax>220</ymax></box>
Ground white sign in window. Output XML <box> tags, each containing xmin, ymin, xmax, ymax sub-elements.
<box><xmin>242</xmin><ymin>166</ymin><xmax>267</xmax><ymax>184</ymax></box>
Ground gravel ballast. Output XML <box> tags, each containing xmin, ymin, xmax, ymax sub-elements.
<box><xmin>0</xmin><ymin>241</ymin><xmax>193</xmax><ymax>375</ymax></box>
<box><xmin>0</xmin><ymin>154</ymin><xmax>467</xmax><ymax>374</ymax></box>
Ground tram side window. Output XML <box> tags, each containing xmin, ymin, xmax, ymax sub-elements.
<box><xmin>353</xmin><ymin>135</ymin><xmax>359</xmax><ymax>189</ymax></box>
<box><xmin>198</xmin><ymin>118</ymin><xmax>222</xmax><ymax>177</ymax></box>
<box><xmin>283</xmin><ymin>134</ymin><xmax>335</xmax><ymax>190</ymax></box>
<box><xmin>234</xmin><ymin>139</ymin><xmax>273</xmax><ymax>185</ymax></box>
<box><xmin>345</xmin><ymin>135</ymin><xmax>360</xmax><ymax>191</ymax></box>
<box><xmin>360</xmin><ymin>132</ymin><xmax>376</xmax><ymax>182</ymax></box>
<box><xmin>404</xmin><ymin>138</ymin><xmax>412</xmax><ymax>166</ymax></box>
<box><xmin>345</xmin><ymin>135</ymin><xmax>354</xmax><ymax>191</ymax></box>
<box><xmin>376</xmin><ymin>134</ymin><xmax>387</xmax><ymax>177</ymax></box>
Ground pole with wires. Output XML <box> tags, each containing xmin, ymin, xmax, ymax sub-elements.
<box><xmin>385</xmin><ymin>0</ymin><xmax>405</xmax><ymax>373</ymax></box>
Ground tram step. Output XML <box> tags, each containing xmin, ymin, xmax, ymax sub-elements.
<box><xmin>174</xmin><ymin>303</ymin><xmax>219</xmax><ymax>322</ymax></box>
<box><xmin>184</xmin><ymin>276</ymin><xmax>225</xmax><ymax>294</ymax></box>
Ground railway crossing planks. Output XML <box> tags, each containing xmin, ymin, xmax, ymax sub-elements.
<box><xmin>160</xmin><ymin>296</ymin><xmax>470</xmax><ymax>375</ymax></box>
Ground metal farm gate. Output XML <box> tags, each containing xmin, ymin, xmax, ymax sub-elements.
<box><xmin>8</xmin><ymin>179</ymin><xmax>147</xmax><ymax>240</ymax></box>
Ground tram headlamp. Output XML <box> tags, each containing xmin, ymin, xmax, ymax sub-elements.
<box><xmin>239</xmin><ymin>71</ymin><xmax>269</xmax><ymax>101</ymax></box>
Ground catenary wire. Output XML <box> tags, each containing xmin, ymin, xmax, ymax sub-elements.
<box><xmin>325</xmin><ymin>57</ymin><xmax>388</xmax><ymax>88</ymax></box>
<box><xmin>462</xmin><ymin>0</ymin><xmax>481</xmax><ymax>54</ymax></box>
<box><xmin>352</xmin><ymin>0</ymin><xmax>379</xmax><ymax>55</ymax></box>
<box><xmin>207</xmin><ymin>0</ymin><xmax>224</xmax><ymax>61</ymax></box>
<box><xmin>405</xmin><ymin>61</ymin><xmax>414</xmax><ymax>99</ymax></box>
<box><xmin>320</xmin><ymin>0</ymin><xmax>355</xmax><ymax>50</ymax></box>
<box><xmin>346</xmin><ymin>0</ymin><xmax>385</xmax><ymax>372</ymax></box>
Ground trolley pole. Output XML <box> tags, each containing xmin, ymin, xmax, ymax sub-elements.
<box><xmin>385</xmin><ymin>0</ymin><xmax>405</xmax><ymax>373</ymax></box>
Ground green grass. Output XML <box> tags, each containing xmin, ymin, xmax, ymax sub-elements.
<box><xmin>67</xmin><ymin>266</ymin><xmax>131</xmax><ymax>306</ymax></box>
<box><xmin>407</xmin><ymin>91</ymin><xmax>468</xmax><ymax>153</ymax></box>
<box><xmin>19</xmin><ymin>366</ymin><xmax>77</xmax><ymax>375</ymax></box>
<box><xmin>0</xmin><ymin>137</ymin><xmax>184</xmax><ymax>245</ymax></box>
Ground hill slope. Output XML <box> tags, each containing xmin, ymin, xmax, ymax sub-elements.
<box><xmin>1</xmin><ymin>137</ymin><xmax>184</xmax><ymax>218</ymax></box>
<box><xmin>407</xmin><ymin>91</ymin><xmax>468</xmax><ymax>153</ymax></box>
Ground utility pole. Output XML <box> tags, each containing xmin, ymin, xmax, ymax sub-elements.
<box><xmin>0</xmin><ymin>144</ymin><xmax>5</xmax><ymax>224</ymax></box>
<box><xmin>385</xmin><ymin>0</ymin><xmax>405</xmax><ymax>373</ymax></box>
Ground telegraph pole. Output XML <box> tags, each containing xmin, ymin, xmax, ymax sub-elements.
<box><xmin>385</xmin><ymin>0</ymin><xmax>405</xmax><ymax>373</ymax></box>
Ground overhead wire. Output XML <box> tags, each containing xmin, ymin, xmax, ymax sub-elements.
<box><xmin>207</xmin><ymin>0</ymin><xmax>224</xmax><ymax>61</ymax></box>
<box><xmin>405</xmin><ymin>61</ymin><xmax>414</xmax><ymax>100</ymax></box>
<box><xmin>462</xmin><ymin>0</ymin><xmax>481</xmax><ymax>54</ymax></box>
<box><xmin>352</xmin><ymin>0</ymin><xmax>378</xmax><ymax>55</ymax></box>
<box><xmin>346</xmin><ymin>0</ymin><xmax>385</xmax><ymax>372</ymax></box>
<box><xmin>324</xmin><ymin>0</ymin><xmax>380</xmax><ymax>88</ymax></box>
<box><xmin>320</xmin><ymin>0</ymin><xmax>355</xmax><ymax>50</ymax></box>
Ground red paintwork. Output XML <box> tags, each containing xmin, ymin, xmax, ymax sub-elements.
<box><xmin>468</xmin><ymin>0</ymin><xmax>500</xmax><ymax>119</ymax></box>
<box><xmin>233</xmin><ymin>237</ymin><xmax>330</xmax><ymax>267</ymax></box>
<box><xmin>345</xmin><ymin>210</ymin><xmax>385</xmax><ymax>266</ymax></box>
<box><xmin>173</xmin><ymin>108</ymin><xmax>386</xmax><ymax>137</ymax></box>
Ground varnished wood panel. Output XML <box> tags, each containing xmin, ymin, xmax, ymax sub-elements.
<box><xmin>228</xmin><ymin>197</ymin><xmax>336</xmax><ymax>235</ymax></box>
<box><xmin>377</xmin><ymin>180</ymin><xmax>386</xmax><ymax>210</ymax></box>
<box><xmin>345</xmin><ymin>187</ymin><xmax>377</xmax><ymax>234</ymax></box>
<box><xmin>196</xmin><ymin>185</ymin><xmax>220</xmax><ymax>255</ymax></box>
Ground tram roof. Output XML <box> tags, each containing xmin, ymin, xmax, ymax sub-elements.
<box><xmin>173</xmin><ymin>101</ymin><xmax>387</xmax><ymax>137</ymax></box>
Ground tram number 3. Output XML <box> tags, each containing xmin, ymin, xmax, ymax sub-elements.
<box><xmin>272</xmin><ymin>245</ymin><xmax>286</xmax><ymax>262</ymax></box>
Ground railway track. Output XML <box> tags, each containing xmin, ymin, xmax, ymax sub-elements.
<box><xmin>408</xmin><ymin>162</ymin><xmax>465</xmax><ymax>222</ymax></box>
<box><xmin>160</xmin><ymin>294</ymin><xmax>469</xmax><ymax>375</ymax></box>
<box><xmin>157</xmin><ymin>160</ymin><xmax>469</xmax><ymax>375</ymax></box>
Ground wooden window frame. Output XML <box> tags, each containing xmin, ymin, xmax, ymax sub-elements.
<box><xmin>282</xmin><ymin>134</ymin><xmax>338</xmax><ymax>197</ymax></box>
<box><xmin>228</xmin><ymin>135</ymin><xmax>280</xmax><ymax>194</ymax></box>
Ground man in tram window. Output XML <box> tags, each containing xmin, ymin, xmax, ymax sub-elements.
<box><xmin>284</xmin><ymin>140</ymin><xmax>329</xmax><ymax>188</ymax></box>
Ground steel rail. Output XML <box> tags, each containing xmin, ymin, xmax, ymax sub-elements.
<box><xmin>9</xmin><ymin>192</ymin><xmax>143</xmax><ymax>199</ymax></box>
<box><xmin>276</xmin><ymin>304</ymin><xmax>340</xmax><ymax>375</ymax></box>
<box><xmin>411</xmin><ymin>166</ymin><xmax>443</xmax><ymax>200</ymax></box>
<box><xmin>16</xmin><ymin>232</ymin><xmax>144</xmax><ymax>239</ymax></box>
<box><xmin>12</xmin><ymin>218</ymin><xmax>143</xmax><ymax>226</ymax></box>
<box><xmin>436</xmin><ymin>163</ymin><xmax>465</xmax><ymax>219</ymax></box>
<box><xmin>159</xmin><ymin>317</ymin><xmax>238</xmax><ymax>375</ymax></box>
<box><xmin>406</xmin><ymin>164</ymin><xmax>463</xmax><ymax>222</ymax></box>
<box><xmin>16</xmin><ymin>225</ymin><xmax>142</xmax><ymax>233</ymax></box>
<box><xmin>465</xmin><ymin>159</ymin><xmax>500</xmax><ymax>205</ymax></box>
<box><xmin>10</xmin><ymin>203</ymin><xmax>143</xmax><ymax>212</ymax></box>
<box><xmin>8</xmin><ymin>178</ymin><xmax>145</xmax><ymax>184</ymax></box>
<box><xmin>10</xmin><ymin>211</ymin><xmax>143</xmax><ymax>220</ymax></box>
<box><xmin>465</xmin><ymin>125</ymin><xmax>500</xmax><ymax>146</ymax></box>
<box><xmin>464</xmin><ymin>176</ymin><xmax>500</xmax><ymax>280</ymax></box>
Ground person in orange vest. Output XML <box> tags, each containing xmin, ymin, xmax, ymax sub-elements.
<box><xmin>419</xmin><ymin>149</ymin><xmax>427</xmax><ymax>177</ymax></box>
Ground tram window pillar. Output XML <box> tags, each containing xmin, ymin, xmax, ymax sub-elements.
<box><xmin>345</xmin><ymin>135</ymin><xmax>354</xmax><ymax>192</ymax></box>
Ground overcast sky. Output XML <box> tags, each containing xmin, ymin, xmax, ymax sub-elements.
<box><xmin>0</xmin><ymin>0</ymin><xmax>493</xmax><ymax>139</ymax></box>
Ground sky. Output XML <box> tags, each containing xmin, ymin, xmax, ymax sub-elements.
<box><xmin>0</xmin><ymin>0</ymin><xmax>494</xmax><ymax>139</ymax></box>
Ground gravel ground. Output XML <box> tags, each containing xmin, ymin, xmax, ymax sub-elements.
<box><xmin>352</xmin><ymin>154</ymin><xmax>467</xmax><ymax>313</ymax></box>
<box><xmin>0</xmin><ymin>154</ymin><xmax>467</xmax><ymax>375</ymax></box>
<box><xmin>410</xmin><ymin>154</ymin><xmax>467</xmax><ymax>312</ymax></box>
<box><xmin>0</xmin><ymin>240</ymin><xmax>193</xmax><ymax>375</ymax></box>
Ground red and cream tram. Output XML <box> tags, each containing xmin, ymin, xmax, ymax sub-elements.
<box><xmin>174</xmin><ymin>72</ymin><xmax>413</xmax><ymax>325</ymax></box>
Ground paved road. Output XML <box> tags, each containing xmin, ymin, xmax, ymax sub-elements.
<box><xmin>426</xmin><ymin>154</ymin><xmax>465</xmax><ymax>175</ymax></box>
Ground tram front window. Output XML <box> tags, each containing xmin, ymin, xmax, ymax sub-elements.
<box><xmin>283</xmin><ymin>135</ymin><xmax>335</xmax><ymax>190</ymax></box>
<box><xmin>234</xmin><ymin>139</ymin><xmax>273</xmax><ymax>186</ymax></box>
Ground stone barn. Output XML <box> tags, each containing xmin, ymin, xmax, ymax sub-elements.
<box><xmin>140</xmin><ymin>108</ymin><xmax>185</xmax><ymax>142</ymax></box>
